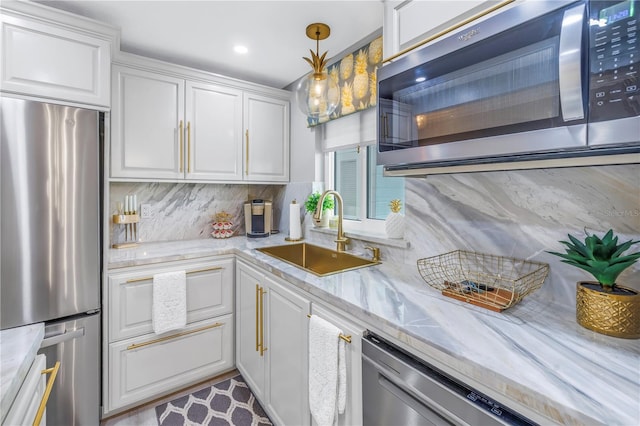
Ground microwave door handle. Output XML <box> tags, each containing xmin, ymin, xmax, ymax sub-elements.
<box><xmin>558</xmin><ymin>3</ymin><xmax>586</xmax><ymax>121</ymax></box>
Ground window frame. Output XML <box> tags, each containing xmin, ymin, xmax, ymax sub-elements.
<box><xmin>324</xmin><ymin>145</ymin><xmax>387</xmax><ymax>236</ymax></box>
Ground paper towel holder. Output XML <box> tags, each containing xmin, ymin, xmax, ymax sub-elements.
<box><xmin>285</xmin><ymin>199</ymin><xmax>304</xmax><ymax>242</ymax></box>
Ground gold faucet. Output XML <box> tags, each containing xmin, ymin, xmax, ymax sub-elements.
<box><xmin>364</xmin><ymin>246</ymin><xmax>381</xmax><ymax>262</ymax></box>
<box><xmin>313</xmin><ymin>190</ymin><xmax>349</xmax><ymax>252</ymax></box>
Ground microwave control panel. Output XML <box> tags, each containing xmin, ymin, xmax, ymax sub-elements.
<box><xmin>589</xmin><ymin>0</ymin><xmax>639</xmax><ymax>122</ymax></box>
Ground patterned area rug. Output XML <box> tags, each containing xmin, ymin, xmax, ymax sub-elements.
<box><xmin>155</xmin><ymin>375</ymin><xmax>272</xmax><ymax>426</ymax></box>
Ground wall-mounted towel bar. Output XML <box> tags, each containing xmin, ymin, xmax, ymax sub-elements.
<box><xmin>125</xmin><ymin>266</ymin><xmax>223</xmax><ymax>283</ymax></box>
<box><xmin>307</xmin><ymin>314</ymin><xmax>352</xmax><ymax>343</ymax></box>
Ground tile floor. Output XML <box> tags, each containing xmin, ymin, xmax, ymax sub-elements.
<box><xmin>100</xmin><ymin>369</ymin><xmax>240</xmax><ymax>426</ymax></box>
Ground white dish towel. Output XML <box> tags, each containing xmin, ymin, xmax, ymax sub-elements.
<box><xmin>152</xmin><ymin>271</ymin><xmax>187</xmax><ymax>334</ymax></box>
<box><xmin>309</xmin><ymin>315</ymin><xmax>347</xmax><ymax>426</ymax></box>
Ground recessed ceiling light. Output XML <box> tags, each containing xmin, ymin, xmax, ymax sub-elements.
<box><xmin>415</xmin><ymin>77</ymin><xmax>426</xmax><ymax>82</ymax></box>
<box><xmin>234</xmin><ymin>45</ymin><xmax>248</xmax><ymax>54</ymax></box>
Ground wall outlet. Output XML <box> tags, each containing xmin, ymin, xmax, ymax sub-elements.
<box><xmin>140</xmin><ymin>204</ymin><xmax>153</xmax><ymax>219</ymax></box>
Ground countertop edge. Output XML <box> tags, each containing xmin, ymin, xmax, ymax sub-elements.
<box><xmin>0</xmin><ymin>322</ymin><xmax>45</xmax><ymax>422</ymax></box>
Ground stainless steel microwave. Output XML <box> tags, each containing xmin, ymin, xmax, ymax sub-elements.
<box><xmin>377</xmin><ymin>0</ymin><xmax>640</xmax><ymax>173</ymax></box>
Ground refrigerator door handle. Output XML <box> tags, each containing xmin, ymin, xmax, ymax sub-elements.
<box><xmin>40</xmin><ymin>327</ymin><xmax>85</xmax><ymax>349</ymax></box>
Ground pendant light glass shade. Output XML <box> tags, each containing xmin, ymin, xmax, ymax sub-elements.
<box><xmin>295</xmin><ymin>70</ymin><xmax>339</xmax><ymax>119</ymax></box>
<box><xmin>295</xmin><ymin>23</ymin><xmax>340</xmax><ymax>121</ymax></box>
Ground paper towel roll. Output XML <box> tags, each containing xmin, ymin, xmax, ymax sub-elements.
<box><xmin>289</xmin><ymin>200</ymin><xmax>302</xmax><ymax>240</ymax></box>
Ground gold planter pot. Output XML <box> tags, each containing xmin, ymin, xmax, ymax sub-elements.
<box><xmin>576</xmin><ymin>282</ymin><xmax>640</xmax><ymax>339</ymax></box>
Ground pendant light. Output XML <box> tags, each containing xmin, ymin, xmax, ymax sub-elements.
<box><xmin>295</xmin><ymin>23</ymin><xmax>340</xmax><ymax>120</ymax></box>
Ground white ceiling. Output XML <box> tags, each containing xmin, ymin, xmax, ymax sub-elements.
<box><xmin>36</xmin><ymin>0</ymin><xmax>384</xmax><ymax>89</ymax></box>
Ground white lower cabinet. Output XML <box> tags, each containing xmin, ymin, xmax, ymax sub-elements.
<box><xmin>104</xmin><ymin>256</ymin><xmax>235</xmax><ymax>415</ymax></box>
<box><xmin>311</xmin><ymin>304</ymin><xmax>365</xmax><ymax>426</ymax></box>
<box><xmin>236</xmin><ymin>260</ymin><xmax>311</xmax><ymax>426</ymax></box>
<box><xmin>108</xmin><ymin>316</ymin><xmax>233</xmax><ymax>412</ymax></box>
<box><xmin>3</xmin><ymin>354</ymin><xmax>47</xmax><ymax>426</ymax></box>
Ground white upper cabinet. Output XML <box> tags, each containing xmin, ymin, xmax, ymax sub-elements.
<box><xmin>244</xmin><ymin>93</ymin><xmax>290</xmax><ymax>182</ymax></box>
<box><xmin>110</xmin><ymin>58</ymin><xmax>290</xmax><ymax>183</ymax></box>
<box><xmin>0</xmin><ymin>1</ymin><xmax>114</xmax><ymax>107</ymax></box>
<box><xmin>383</xmin><ymin>0</ymin><xmax>506</xmax><ymax>57</ymax></box>
<box><xmin>111</xmin><ymin>66</ymin><xmax>184</xmax><ymax>179</ymax></box>
<box><xmin>186</xmin><ymin>82</ymin><xmax>244</xmax><ymax>181</ymax></box>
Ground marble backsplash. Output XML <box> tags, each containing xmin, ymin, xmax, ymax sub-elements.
<box><xmin>109</xmin><ymin>182</ymin><xmax>311</xmax><ymax>245</ymax></box>
<box><xmin>402</xmin><ymin>164</ymin><xmax>640</xmax><ymax>306</ymax></box>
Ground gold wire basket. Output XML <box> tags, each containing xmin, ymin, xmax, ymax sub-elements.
<box><xmin>417</xmin><ymin>250</ymin><xmax>549</xmax><ymax>312</ymax></box>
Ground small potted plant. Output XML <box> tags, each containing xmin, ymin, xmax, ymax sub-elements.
<box><xmin>547</xmin><ymin>229</ymin><xmax>640</xmax><ymax>338</ymax></box>
<box><xmin>304</xmin><ymin>192</ymin><xmax>334</xmax><ymax>227</ymax></box>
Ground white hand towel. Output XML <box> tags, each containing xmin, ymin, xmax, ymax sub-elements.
<box><xmin>152</xmin><ymin>271</ymin><xmax>187</xmax><ymax>334</ymax></box>
<box><xmin>309</xmin><ymin>315</ymin><xmax>347</xmax><ymax>426</ymax></box>
<box><xmin>337</xmin><ymin>338</ymin><xmax>346</xmax><ymax>415</ymax></box>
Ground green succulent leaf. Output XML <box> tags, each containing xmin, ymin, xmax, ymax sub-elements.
<box><xmin>610</xmin><ymin>253</ymin><xmax>640</xmax><ymax>265</ymax></box>
<box><xmin>560</xmin><ymin>260</ymin><xmax>600</xmax><ymax>276</ymax></box>
<box><xmin>547</xmin><ymin>251</ymin><xmax>587</xmax><ymax>265</ymax></box>
<box><xmin>567</xmin><ymin>234</ymin><xmax>594</xmax><ymax>260</ymax></box>
<box><xmin>611</xmin><ymin>240</ymin><xmax>640</xmax><ymax>259</ymax></box>
<box><xmin>548</xmin><ymin>229</ymin><xmax>640</xmax><ymax>286</ymax></box>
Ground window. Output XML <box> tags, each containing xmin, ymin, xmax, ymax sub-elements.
<box><xmin>328</xmin><ymin>146</ymin><xmax>405</xmax><ymax>234</ymax></box>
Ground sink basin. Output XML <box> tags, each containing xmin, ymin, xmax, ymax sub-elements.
<box><xmin>257</xmin><ymin>243</ymin><xmax>379</xmax><ymax>276</ymax></box>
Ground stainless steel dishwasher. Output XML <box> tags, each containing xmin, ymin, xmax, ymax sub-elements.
<box><xmin>362</xmin><ymin>332</ymin><xmax>537</xmax><ymax>426</ymax></box>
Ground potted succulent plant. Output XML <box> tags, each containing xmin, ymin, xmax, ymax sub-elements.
<box><xmin>304</xmin><ymin>192</ymin><xmax>334</xmax><ymax>227</ymax></box>
<box><xmin>547</xmin><ymin>229</ymin><xmax>640</xmax><ymax>338</ymax></box>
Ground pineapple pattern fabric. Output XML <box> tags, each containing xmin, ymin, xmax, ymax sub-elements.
<box><xmin>307</xmin><ymin>35</ymin><xmax>383</xmax><ymax>127</ymax></box>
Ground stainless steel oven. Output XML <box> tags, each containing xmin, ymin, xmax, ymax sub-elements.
<box><xmin>362</xmin><ymin>332</ymin><xmax>537</xmax><ymax>426</ymax></box>
<box><xmin>377</xmin><ymin>0</ymin><xmax>640</xmax><ymax>171</ymax></box>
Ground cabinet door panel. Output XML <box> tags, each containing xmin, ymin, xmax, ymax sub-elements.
<box><xmin>311</xmin><ymin>305</ymin><xmax>364</xmax><ymax>426</ymax></box>
<box><xmin>185</xmin><ymin>82</ymin><xmax>243</xmax><ymax>180</ymax></box>
<box><xmin>108</xmin><ymin>316</ymin><xmax>233</xmax><ymax>412</ymax></box>
<box><xmin>108</xmin><ymin>258</ymin><xmax>234</xmax><ymax>341</ymax></box>
<box><xmin>244</xmin><ymin>93</ymin><xmax>289</xmax><ymax>182</ymax></box>
<box><xmin>390</xmin><ymin>1</ymin><xmax>499</xmax><ymax>53</ymax></box>
<box><xmin>1</xmin><ymin>14</ymin><xmax>110</xmax><ymax>106</ymax></box>
<box><xmin>265</xmin><ymin>276</ymin><xmax>310</xmax><ymax>426</ymax></box>
<box><xmin>235</xmin><ymin>261</ymin><xmax>266</xmax><ymax>401</ymax></box>
<box><xmin>111</xmin><ymin>66</ymin><xmax>184</xmax><ymax>178</ymax></box>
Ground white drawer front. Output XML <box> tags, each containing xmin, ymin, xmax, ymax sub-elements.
<box><xmin>107</xmin><ymin>315</ymin><xmax>234</xmax><ymax>413</ymax></box>
<box><xmin>108</xmin><ymin>258</ymin><xmax>234</xmax><ymax>342</ymax></box>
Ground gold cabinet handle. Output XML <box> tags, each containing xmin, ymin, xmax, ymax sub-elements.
<box><xmin>33</xmin><ymin>361</ymin><xmax>61</xmax><ymax>426</ymax></box>
<box><xmin>124</xmin><ymin>266</ymin><xmax>223</xmax><ymax>284</ymax></box>
<box><xmin>126</xmin><ymin>322</ymin><xmax>224</xmax><ymax>350</ymax></box>
<box><xmin>306</xmin><ymin>314</ymin><xmax>352</xmax><ymax>344</ymax></box>
<box><xmin>187</xmin><ymin>121</ymin><xmax>191</xmax><ymax>173</ymax></box>
<box><xmin>179</xmin><ymin>120</ymin><xmax>184</xmax><ymax>173</ymax></box>
<box><xmin>259</xmin><ymin>287</ymin><xmax>267</xmax><ymax>356</ymax></box>
<box><xmin>255</xmin><ymin>284</ymin><xmax>260</xmax><ymax>352</ymax></box>
<box><xmin>245</xmin><ymin>129</ymin><xmax>249</xmax><ymax>176</ymax></box>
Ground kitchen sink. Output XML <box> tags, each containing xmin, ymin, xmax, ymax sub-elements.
<box><xmin>257</xmin><ymin>243</ymin><xmax>379</xmax><ymax>277</ymax></box>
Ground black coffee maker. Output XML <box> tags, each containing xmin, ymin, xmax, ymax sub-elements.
<box><xmin>244</xmin><ymin>199</ymin><xmax>272</xmax><ymax>238</ymax></box>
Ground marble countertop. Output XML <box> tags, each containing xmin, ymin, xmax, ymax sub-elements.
<box><xmin>0</xmin><ymin>322</ymin><xmax>45</xmax><ymax>422</ymax></box>
<box><xmin>108</xmin><ymin>237</ymin><xmax>640</xmax><ymax>425</ymax></box>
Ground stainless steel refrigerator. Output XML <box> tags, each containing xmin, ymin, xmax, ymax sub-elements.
<box><xmin>1</xmin><ymin>96</ymin><xmax>101</xmax><ymax>425</ymax></box>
